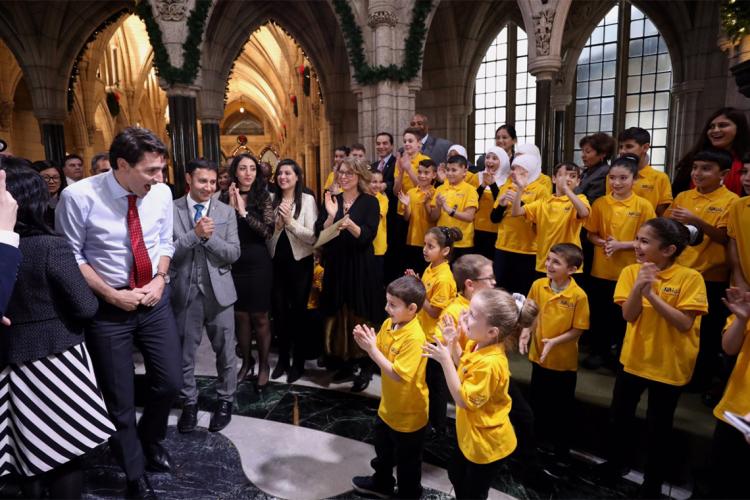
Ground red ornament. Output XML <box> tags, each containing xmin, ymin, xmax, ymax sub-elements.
<box><xmin>237</xmin><ymin>135</ymin><xmax>248</xmax><ymax>145</ymax></box>
<box><xmin>298</xmin><ymin>65</ymin><xmax>305</xmax><ymax>76</ymax></box>
<box><xmin>290</xmin><ymin>95</ymin><xmax>297</xmax><ymax>104</ymax></box>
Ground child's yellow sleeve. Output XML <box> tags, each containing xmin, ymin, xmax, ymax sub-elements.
<box><xmin>614</xmin><ymin>265</ymin><xmax>637</xmax><ymax>305</ymax></box>
<box><xmin>391</xmin><ymin>336</ymin><xmax>424</xmax><ymax>383</ymax></box>
<box><xmin>460</xmin><ymin>361</ymin><xmax>496</xmax><ymax>411</ymax></box>
<box><xmin>676</xmin><ymin>272</ymin><xmax>709</xmax><ymax>315</ymax></box>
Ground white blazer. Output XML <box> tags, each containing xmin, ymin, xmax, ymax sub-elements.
<box><xmin>267</xmin><ymin>192</ymin><xmax>318</xmax><ymax>260</ymax></box>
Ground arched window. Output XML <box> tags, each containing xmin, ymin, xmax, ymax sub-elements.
<box><xmin>574</xmin><ymin>4</ymin><xmax>672</xmax><ymax>170</ymax></box>
<box><xmin>473</xmin><ymin>24</ymin><xmax>536</xmax><ymax>161</ymax></box>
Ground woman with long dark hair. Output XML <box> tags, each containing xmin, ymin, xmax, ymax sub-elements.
<box><xmin>220</xmin><ymin>154</ymin><xmax>274</xmax><ymax>390</ymax></box>
<box><xmin>268</xmin><ymin>159</ymin><xmax>318</xmax><ymax>382</ymax></box>
<box><xmin>1</xmin><ymin>163</ymin><xmax>114</xmax><ymax>498</ymax></box>
<box><xmin>31</xmin><ymin>160</ymin><xmax>67</xmax><ymax>228</ymax></box>
<box><xmin>673</xmin><ymin>107</ymin><xmax>750</xmax><ymax>196</ymax></box>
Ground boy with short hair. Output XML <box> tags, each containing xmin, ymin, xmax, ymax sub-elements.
<box><xmin>666</xmin><ymin>148</ymin><xmax>739</xmax><ymax>391</ymax></box>
<box><xmin>519</xmin><ymin>243</ymin><xmax>590</xmax><ymax>459</ymax></box>
<box><xmin>352</xmin><ymin>276</ymin><xmax>429</xmax><ymax>499</ymax></box>
<box><xmin>615</xmin><ymin>127</ymin><xmax>673</xmax><ymax>215</ymax></box>
<box><xmin>351</xmin><ymin>143</ymin><xmax>367</xmax><ymax>161</ymax></box>
<box><xmin>512</xmin><ymin>162</ymin><xmax>590</xmax><ymax>273</ymax></box>
<box><xmin>429</xmin><ymin>155</ymin><xmax>479</xmax><ymax>254</ymax></box>
<box><xmin>398</xmin><ymin>159</ymin><xmax>437</xmax><ymax>272</ymax></box>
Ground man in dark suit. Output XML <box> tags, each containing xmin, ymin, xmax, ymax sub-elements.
<box><xmin>0</xmin><ymin>168</ymin><xmax>20</xmax><ymax>325</ymax></box>
<box><xmin>410</xmin><ymin>113</ymin><xmax>452</xmax><ymax>164</ymax></box>
<box><xmin>371</xmin><ymin>132</ymin><xmax>404</xmax><ymax>283</ymax></box>
<box><xmin>171</xmin><ymin>159</ymin><xmax>240</xmax><ymax>434</ymax></box>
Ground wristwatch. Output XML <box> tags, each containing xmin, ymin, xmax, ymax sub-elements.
<box><xmin>449</xmin><ymin>207</ymin><xmax>457</xmax><ymax>217</ymax></box>
<box><xmin>155</xmin><ymin>271</ymin><xmax>170</xmax><ymax>284</ymax></box>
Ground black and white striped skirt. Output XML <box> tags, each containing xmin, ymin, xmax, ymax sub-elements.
<box><xmin>0</xmin><ymin>343</ymin><xmax>115</xmax><ymax>477</ymax></box>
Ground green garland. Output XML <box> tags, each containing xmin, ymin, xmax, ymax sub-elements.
<box><xmin>722</xmin><ymin>0</ymin><xmax>750</xmax><ymax>42</ymax></box>
<box><xmin>332</xmin><ymin>0</ymin><xmax>433</xmax><ymax>85</ymax></box>
<box><xmin>135</xmin><ymin>0</ymin><xmax>211</xmax><ymax>85</ymax></box>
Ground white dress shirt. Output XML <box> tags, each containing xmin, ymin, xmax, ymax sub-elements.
<box><xmin>56</xmin><ymin>170</ymin><xmax>175</xmax><ymax>289</ymax></box>
<box><xmin>0</xmin><ymin>230</ymin><xmax>19</xmax><ymax>248</ymax></box>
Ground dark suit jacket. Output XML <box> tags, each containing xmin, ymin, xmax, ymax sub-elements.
<box><xmin>372</xmin><ymin>155</ymin><xmax>398</xmax><ymax>197</ymax></box>
<box><xmin>2</xmin><ymin>234</ymin><xmax>98</xmax><ymax>364</ymax></box>
<box><xmin>0</xmin><ymin>242</ymin><xmax>21</xmax><ymax>319</ymax></box>
<box><xmin>421</xmin><ymin>134</ymin><xmax>452</xmax><ymax>164</ymax></box>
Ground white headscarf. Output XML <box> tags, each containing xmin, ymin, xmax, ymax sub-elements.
<box><xmin>515</xmin><ymin>143</ymin><xmax>541</xmax><ymax>160</ymax></box>
<box><xmin>511</xmin><ymin>153</ymin><xmax>542</xmax><ymax>184</ymax></box>
<box><xmin>483</xmin><ymin>145</ymin><xmax>511</xmax><ymax>185</ymax></box>
<box><xmin>448</xmin><ymin>144</ymin><xmax>468</xmax><ymax>160</ymax></box>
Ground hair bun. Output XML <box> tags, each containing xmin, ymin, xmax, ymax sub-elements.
<box><xmin>447</xmin><ymin>226</ymin><xmax>463</xmax><ymax>244</ymax></box>
<box><xmin>684</xmin><ymin>224</ymin><xmax>704</xmax><ymax>246</ymax></box>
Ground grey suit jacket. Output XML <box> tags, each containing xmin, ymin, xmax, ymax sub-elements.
<box><xmin>171</xmin><ymin>196</ymin><xmax>241</xmax><ymax>310</ymax></box>
<box><xmin>422</xmin><ymin>134</ymin><xmax>453</xmax><ymax>164</ymax></box>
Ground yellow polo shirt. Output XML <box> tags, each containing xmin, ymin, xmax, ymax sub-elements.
<box><xmin>607</xmin><ymin>164</ymin><xmax>672</xmax><ymax>210</ymax></box>
<box><xmin>615</xmin><ymin>263</ymin><xmax>708</xmax><ymax>386</ymax></box>
<box><xmin>418</xmin><ymin>261</ymin><xmax>457</xmax><ymax>341</ymax></box>
<box><xmin>728</xmin><ymin>196</ymin><xmax>750</xmax><ymax>284</ymax></box>
<box><xmin>456</xmin><ymin>340</ymin><xmax>517</xmax><ymax>464</ymax></box>
<box><xmin>524</xmin><ymin>193</ymin><xmax>590</xmax><ymax>272</ymax></box>
<box><xmin>397</xmin><ymin>152</ymin><xmax>430</xmax><ymax>215</ymax></box>
<box><xmin>406</xmin><ymin>186</ymin><xmax>435</xmax><ymax>247</ymax></box>
<box><xmin>494</xmin><ymin>178</ymin><xmax>551</xmax><ymax>254</ymax></box>
<box><xmin>667</xmin><ymin>186</ymin><xmax>739</xmax><ymax>282</ymax></box>
<box><xmin>527</xmin><ymin>277</ymin><xmax>590</xmax><ymax>371</ymax></box>
<box><xmin>585</xmin><ymin>193</ymin><xmax>655</xmax><ymax>281</ymax></box>
<box><xmin>713</xmin><ymin>315</ymin><xmax>750</xmax><ymax>424</ymax></box>
<box><xmin>324</xmin><ymin>171</ymin><xmax>335</xmax><ymax>190</ymax></box>
<box><xmin>475</xmin><ymin>184</ymin><xmax>499</xmax><ymax>234</ymax></box>
<box><xmin>376</xmin><ymin>316</ymin><xmax>429</xmax><ymax>432</ymax></box>
<box><xmin>373</xmin><ymin>191</ymin><xmax>389</xmax><ymax>256</ymax></box>
<box><xmin>436</xmin><ymin>293</ymin><xmax>471</xmax><ymax>349</ymax></box>
<box><xmin>431</xmin><ymin>181</ymin><xmax>480</xmax><ymax>248</ymax></box>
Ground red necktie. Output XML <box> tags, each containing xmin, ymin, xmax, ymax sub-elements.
<box><xmin>127</xmin><ymin>195</ymin><xmax>152</xmax><ymax>289</ymax></box>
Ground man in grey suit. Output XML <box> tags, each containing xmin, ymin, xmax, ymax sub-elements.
<box><xmin>410</xmin><ymin>113</ymin><xmax>453</xmax><ymax>164</ymax></box>
<box><xmin>171</xmin><ymin>158</ymin><xmax>241</xmax><ymax>433</ymax></box>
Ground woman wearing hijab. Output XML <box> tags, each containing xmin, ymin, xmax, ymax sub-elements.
<box><xmin>473</xmin><ymin>146</ymin><xmax>510</xmax><ymax>259</ymax></box>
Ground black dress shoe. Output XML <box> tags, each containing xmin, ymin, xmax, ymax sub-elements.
<box><xmin>287</xmin><ymin>364</ymin><xmax>305</xmax><ymax>384</ymax></box>
<box><xmin>144</xmin><ymin>442</ymin><xmax>172</xmax><ymax>473</ymax></box>
<box><xmin>271</xmin><ymin>359</ymin><xmax>289</xmax><ymax>380</ymax></box>
<box><xmin>126</xmin><ymin>475</ymin><xmax>157</xmax><ymax>499</ymax></box>
<box><xmin>177</xmin><ymin>404</ymin><xmax>198</xmax><ymax>433</ymax></box>
<box><xmin>209</xmin><ymin>401</ymin><xmax>232</xmax><ymax>432</ymax></box>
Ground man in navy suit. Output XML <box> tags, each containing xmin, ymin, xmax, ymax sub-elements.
<box><xmin>410</xmin><ymin>113</ymin><xmax>452</xmax><ymax>164</ymax></box>
<box><xmin>0</xmin><ymin>168</ymin><xmax>20</xmax><ymax>324</ymax></box>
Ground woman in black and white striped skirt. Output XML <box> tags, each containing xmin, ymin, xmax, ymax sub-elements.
<box><xmin>0</xmin><ymin>162</ymin><xmax>114</xmax><ymax>498</ymax></box>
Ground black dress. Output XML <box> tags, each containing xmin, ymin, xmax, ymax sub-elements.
<box><xmin>315</xmin><ymin>193</ymin><xmax>382</xmax><ymax>355</ymax></box>
<box><xmin>221</xmin><ymin>191</ymin><xmax>274</xmax><ymax>312</ymax></box>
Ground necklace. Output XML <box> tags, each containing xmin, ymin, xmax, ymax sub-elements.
<box><xmin>342</xmin><ymin>194</ymin><xmax>358</xmax><ymax>214</ymax></box>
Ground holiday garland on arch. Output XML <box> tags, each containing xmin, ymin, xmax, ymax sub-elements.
<box><xmin>135</xmin><ymin>0</ymin><xmax>212</xmax><ymax>85</ymax></box>
<box><xmin>722</xmin><ymin>0</ymin><xmax>750</xmax><ymax>43</ymax></box>
<box><xmin>332</xmin><ymin>0</ymin><xmax>433</xmax><ymax>85</ymax></box>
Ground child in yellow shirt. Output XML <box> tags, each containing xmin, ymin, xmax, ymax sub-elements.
<box><xmin>727</xmin><ymin>159</ymin><xmax>750</xmax><ymax>290</ymax></box>
<box><xmin>512</xmin><ymin>161</ymin><xmax>590</xmax><ymax>273</ymax></box>
<box><xmin>423</xmin><ymin>288</ymin><xmax>538</xmax><ymax>500</ymax></box>
<box><xmin>519</xmin><ymin>243</ymin><xmax>589</xmax><ymax>460</ymax></box>
<box><xmin>398</xmin><ymin>158</ymin><xmax>437</xmax><ymax>273</ymax></box>
<box><xmin>351</xmin><ymin>276</ymin><xmax>429</xmax><ymax>499</ymax></box>
<box><xmin>323</xmin><ymin>146</ymin><xmax>349</xmax><ymax>194</ymax></box>
<box><xmin>430</xmin><ymin>155</ymin><xmax>479</xmax><ymax>257</ymax></box>
<box><xmin>370</xmin><ymin>169</ymin><xmax>389</xmax><ymax>277</ymax></box>
<box><xmin>394</xmin><ymin>127</ymin><xmax>431</xmax><ymax>216</ymax></box>
<box><xmin>708</xmin><ymin>287</ymin><xmax>750</xmax><ymax>498</ymax></box>
<box><xmin>583</xmin><ymin>154</ymin><xmax>655</xmax><ymax>369</ymax></box>
<box><xmin>601</xmin><ymin>217</ymin><xmax>707</xmax><ymax>497</ymax></box>
<box><xmin>666</xmin><ymin>148</ymin><xmax>739</xmax><ymax>393</ymax></box>
<box><xmin>615</xmin><ymin>127</ymin><xmax>673</xmax><ymax>215</ymax></box>
<box><xmin>406</xmin><ymin>226</ymin><xmax>460</xmax><ymax>435</ymax></box>
<box><xmin>474</xmin><ymin>146</ymin><xmax>510</xmax><ymax>259</ymax></box>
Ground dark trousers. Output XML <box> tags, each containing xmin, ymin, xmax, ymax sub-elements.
<box><xmin>385</xmin><ymin>216</ymin><xmax>408</xmax><ymax>284</ymax></box>
<box><xmin>530</xmin><ymin>363</ymin><xmax>577</xmax><ymax>454</ymax></box>
<box><xmin>272</xmin><ymin>254</ymin><xmax>314</xmax><ymax>365</ymax></box>
<box><xmin>404</xmin><ymin>245</ymin><xmax>427</xmax><ymax>275</ymax></box>
<box><xmin>692</xmin><ymin>280</ymin><xmax>730</xmax><ymax>388</ymax></box>
<box><xmin>709</xmin><ymin>419</ymin><xmax>750</xmax><ymax>498</ymax></box>
<box><xmin>507</xmin><ymin>378</ymin><xmax>537</xmax><ymax>465</ymax></box>
<box><xmin>372</xmin><ymin>417</ymin><xmax>426</xmax><ymax>498</ymax></box>
<box><xmin>473</xmin><ymin>230</ymin><xmax>496</xmax><ymax>260</ymax></box>
<box><xmin>426</xmin><ymin>358</ymin><xmax>449</xmax><ymax>431</ymax></box>
<box><xmin>452</xmin><ymin>246</ymin><xmax>475</xmax><ymax>261</ymax></box>
<box><xmin>607</xmin><ymin>369</ymin><xmax>682</xmax><ymax>490</ymax></box>
<box><xmin>494</xmin><ymin>249</ymin><xmax>537</xmax><ymax>295</ymax></box>
<box><xmin>86</xmin><ymin>285</ymin><xmax>182</xmax><ymax>480</ymax></box>
<box><xmin>448</xmin><ymin>446</ymin><xmax>502</xmax><ymax>500</ymax></box>
<box><xmin>588</xmin><ymin>277</ymin><xmax>626</xmax><ymax>359</ymax></box>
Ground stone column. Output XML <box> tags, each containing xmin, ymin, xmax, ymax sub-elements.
<box><xmin>550</xmin><ymin>93</ymin><xmax>572</xmax><ymax>165</ymax></box>
<box><xmin>40</xmin><ymin>122</ymin><xmax>66</xmax><ymax>166</ymax></box>
<box><xmin>201</xmin><ymin>120</ymin><xmax>221</xmax><ymax>164</ymax></box>
<box><xmin>670</xmin><ymin>81</ymin><xmax>705</xmax><ymax>173</ymax></box>
<box><xmin>167</xmin><ymin>86</ymin><xmax>199</xmax><ymax>196</ymax></box>
<box><xmin>529</xmin><ymin>59</ymin><xmax>560</xmax><ymax>169</ymax></box>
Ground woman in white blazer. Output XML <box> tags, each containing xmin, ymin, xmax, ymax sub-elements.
<box><xmin>268</xmin><ymin>159</ymin><xmax>318</xmax><ymax>382</ymax></box>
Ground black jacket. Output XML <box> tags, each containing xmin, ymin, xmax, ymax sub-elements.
<box><xmin>0</xmin><ymin>242</ymin><xmax>20</xmax><ymax>319</ymax></box>
<box><xmin>2</xmin><ymin>234</ymin><xmax>98</xmax><ymax>364</ymax></box>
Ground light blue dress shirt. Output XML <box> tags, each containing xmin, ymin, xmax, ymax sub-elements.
<box><xmin>56</xmin><ymin>171</ymin><xmax>175</xmax><ymax>289</ymax></box>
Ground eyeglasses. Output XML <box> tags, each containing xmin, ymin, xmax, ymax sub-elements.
<box><xmin>474</xmin><ymin>275</ymin><xmax>496</xmax><ymax>282</ymax></box>
<box><xmin>337</xmin><ymin>170</ymin><xmax>356</xmax><ymax>178</ymax></box>
<box><xmin>42</xmin><ymin>176</ymin><xmax>61</xmax><ymax>183</ymax></box>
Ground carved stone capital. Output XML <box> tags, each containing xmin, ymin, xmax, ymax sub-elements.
<box><xmin>368</xmin><ymin>10</ymin><xmax>397</xmax><ymax>29</ymax></box>
<box><xmin>532</xmin><ymin>7</ymin><xmax>555</xmax><ymax>56</ymax></box>
<box><xmin>156</xmin><ymin>0</ymin><xmax>187</xmax><ymax>22</ymax></box>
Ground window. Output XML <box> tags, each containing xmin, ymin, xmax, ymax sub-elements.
<box><xmin>473</xmin><ymin>24</ymin><xmax>536</xmax><ymax>162</ymax></box>
<box><xmin>573</xmin><ymin>3</ymin><xmax>672</xmax><ymax>171</ymax></box>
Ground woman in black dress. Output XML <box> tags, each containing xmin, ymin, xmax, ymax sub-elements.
<box><xmin>315</xmin><ymin>157</ymin><xmax>382</xmax><ymax>391</ymax></box>
<box><xmin>221</xmin><ymin>154</ymin><xmax>274</xmax><ymax>390</ymax></box>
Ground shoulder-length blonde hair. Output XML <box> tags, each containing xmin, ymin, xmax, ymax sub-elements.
<box><xmin>340</xmin><ymin>156</ymin><xmax>372</xmax><ymax>194</ymax></box>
